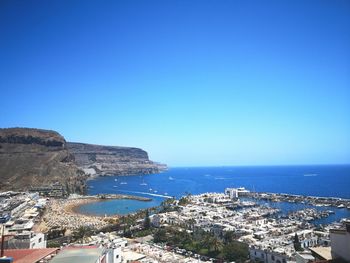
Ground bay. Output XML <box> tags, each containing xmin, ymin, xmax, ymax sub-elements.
<box><xmin>83</xmin><ymin>165</ymin><xmax>350</xmax><ymax>223</ymax></box>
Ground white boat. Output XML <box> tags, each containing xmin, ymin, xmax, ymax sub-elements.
<box><xmin>169</xmin><ymin>176</ymin><xmax>174</xmax><ymax>180</ymax></box>
<box><xmin>304</xmin><ymin>174</ymin><xmax>318</xmax><ymax>177</ymax></box>
<box><xmin>120</xmin><ymin>182</ymin><xmax>127</xmax><ymax>185</ymax></box>
<box><xmin>140</xmin><ymin>179</ymin><xmax>147</xmax><ymax>186</ymax></box>
<box><xmin>154</xmin><ymin>190</ymin><xmax>158</xmax><ymax>193</ymax></box>
<box><xmin>113</xmin><ymin>185</ymin><xmax>118</xmax><ymax>188</ymax></box>
<box><xmin>338</xmin><ymin>204</ymin><xmax>345</xmax><ymax>208</ymax></box>
<box><xmin>114</xmin><ymin>179</ymin><xmax>118</xmax><ymax>181</ymax></box>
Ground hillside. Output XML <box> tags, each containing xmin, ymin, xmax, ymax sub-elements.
<box><xmin>0</xmin><ymin>128</ymin><xmax>87</xmax><ymax>193</ymax></box>
<box><xmin>67</xmin><ymin>142</ymin><xmax>167</xmax><ymax>176</ymax></box>
<box><xmin>0</xmin><ymin>128</ymin><xmax>166</xmax><ymax>193</ymax></box>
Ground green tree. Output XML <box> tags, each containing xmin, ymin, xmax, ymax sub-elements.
<box><xmin>210</xmin><ymin>236</ymin><xmax>223</xmax><ymax>254</ymax></box>
<box><xmin>73</xmin><ymin>226</ymin><xmax>93</xmax><ymax>242</ymax></box>
<box><xmin>222</xmin><ymin>241</ymin><xmax>249</xmax><ymax>263</ymax></box>
<box><xmin>143</xmin><ymin>209</ymin><xmax>151</xmax><ymax>229</ymax></box>
<box><xmin>153</xmin><ymin>228</ymin><xmax>167</xmax><ymax>243</ymax></box>
<box><xmin>223</xmin><ymin>231</ymin><xmax>235</xmax><ymax>244</ymax></box>
<box><xmin>293</xmin><ymin>233</ymin><xmax>303</xmax><ymax>251</ymax></box>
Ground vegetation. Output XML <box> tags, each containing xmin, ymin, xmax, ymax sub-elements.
<box><xmin>178</xmin><ymin>196</ymin><xmax>190</xmax><ymax>206</ymax></box>
<box><xmin>47</xmin><ymin>227</ymin><xmax>66</xmax><ymax>240</ymax></box>
<box><xmin>159</xmin><ymin>198</ymin><xmax>178</xmax><ymax>213</ymax></box>
<box><xmin>153</xmin><ymin>227</ymin><xmax>249</xmax><ymax>262</ymax></box>
<box><xmin>47</xmin><ymin>241</ymin><xmax>61</xmax><ymax>248</ymax></box>
<box><xmin>293</xmin><ymin>233</ymin><xmax>303</xmax><ymax>251</ymax></box>
<box><xmin>143</xmin><ymin>209</ymin><xmax>151</xmax><ymax>230</ymax></box>
<box><xmin>72</xmin><ymin>226</ymin><xmax>94</xmax><ymax>242</ymax></box>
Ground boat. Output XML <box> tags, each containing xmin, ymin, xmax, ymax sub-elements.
<box><xmin>113</xmin><ymin>185</ymin><xmax>118</xmax><ymax>188</ymax></box>
<box><xmin>337</xmin><ymin>204</ymin><xmax>345</xmax><ymax>208</ymax></box>
<box><xmin>169</xmin><ymin>176</ymin><xmax>174</xmax><ymax>180</ymax></box>
<box><xmin>140</xmin><ymin>179</ymin><xmax>147</xmax><ymax>186</ymax></box>
<box><xmin>120</xmin><ymin>182</ymin><xmax>127</xmax><ymax>185</ymax></box>
<box><xmin>149</xmin><ymin>188</ymin><xmax>152</xmax><ymax>191</ymax></box>
<box><xmin>154</xmin><ymin>190</ymin><xmax>158</xmax><ymax>193</ymax></box>
<box><xmin>164</xmin><ymin>192</ymin><xmax>168</xmax><ymax>195</ymax></box>
<box><xmin>114</xmin><ymin>179</ymin><xmax>118</xmax><ymax>181</ymax></box>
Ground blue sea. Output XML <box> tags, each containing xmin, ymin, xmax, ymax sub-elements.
<box><xmin>81</xmin><ymin>165</ymin><xmax>350</xmax><ymax>224</ymax></box>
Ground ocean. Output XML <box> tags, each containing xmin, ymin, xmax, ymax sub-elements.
<box><xmin>80</xmin><ymin>165</ymin><xmax>350</xmax><ymax>224</ymax></box>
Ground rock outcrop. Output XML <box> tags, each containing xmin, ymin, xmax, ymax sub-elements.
<box><xmin>0</xmin><ymin>128</ymin><xmax>167</xmax><ymax>193</ymax></box>
<box><xmin>0</xmin><ymin>128</ymin><xmax>87</xmax><ymax>194</ymax></box>
<box><xmin>67</xmin><ymin>142</ymin><xmax>167</xmax><ymax>176</ymax></box>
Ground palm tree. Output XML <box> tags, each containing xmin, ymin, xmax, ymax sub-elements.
<box><xmin>73</xmin><ymin>226</ymin><xmax>93</xmax><ymax>242</ymax></box>
<box><xmin>223</xmin><ymin>231</ymin><xmax>235</xmax><ymax>244</ymax></box>
<box><xmin>210</xmin><ymin>236</ymin><xmax>223</xmax><ymax>254</ymax></box>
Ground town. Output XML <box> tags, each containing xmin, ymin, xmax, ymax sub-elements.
<box><xmin>0</xmin><ymin>188</ymin><xmax>349</xmax><ymax>263</ymax></box>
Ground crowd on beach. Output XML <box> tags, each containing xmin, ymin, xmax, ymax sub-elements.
<box><xmin>41</xmin><ymin>198</ymin><xmax>111</xmax><ymax>231</ymax></box>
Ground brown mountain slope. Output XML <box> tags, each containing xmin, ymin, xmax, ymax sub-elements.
<box><xmin>0</xmin><ymin>128</ymin><xmax>167</xmax><ymax>193</ymax></box>
<box><xmin>0</xmin><ymin>128</ymin><xmax>86</xmax><ymax>193</ymax></box>
<box><xmin>67</xmin><ymin>142</ymin><xmax>167</xmax><ymax>176</ymax></box>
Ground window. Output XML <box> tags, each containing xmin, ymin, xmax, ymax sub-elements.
<box><xmin>39</xmin><ymin>238</ymin><xmax>42</xmax><ymax>243</ymax></box>
<box><xmin>272</xmin><ymin>255</ymin><xmax>275</xmax><ymax>261</ymax></box>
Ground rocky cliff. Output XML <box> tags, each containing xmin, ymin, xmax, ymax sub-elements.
<box><xmin>67</xmin><ymin>142</ymin><xmax>167</xmax><ymax>176</ymax></box>
<box><xmin>0</xmin><ymin>128</ymin><xmax>166</xmax><ymax>193</ymax></box>
<box><xmin>0</xmin><ymin>128</ymin><xmax>87</xmax><ymax>193</ymax></box>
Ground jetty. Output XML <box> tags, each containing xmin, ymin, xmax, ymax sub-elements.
<box><xmin>246</xmin><ymin>191</ymin><xmax>350</xmax><ymax>208</ymax></box>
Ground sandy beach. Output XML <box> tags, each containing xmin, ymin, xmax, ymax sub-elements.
<box><xmin>37</xmin><ymin>194</ymin><xmax>152</xmax><ymax>233</ymax></box>
<box><xmin>38</xmin><ymin>198</ymin><xmax>114</xmax><ymax>233</ymax></box>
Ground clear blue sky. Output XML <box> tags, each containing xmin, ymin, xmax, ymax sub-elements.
<box><xmin>1</xmin><ymin>0</ymin><xmax>349</xmax><ymax>166</ymax></box>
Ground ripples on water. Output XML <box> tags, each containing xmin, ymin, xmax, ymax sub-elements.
<box><xmin>84</xmin><ymin>165</ymin><xmax>350</xmax><ymax>222</ymax></box>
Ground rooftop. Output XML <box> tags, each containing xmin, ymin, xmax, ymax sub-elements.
<box><xmin>50</xmin><ymin>247</ymin><xmax>105</xmax><ymax>263</ymax></box>
<box><xmin>4</xmin><ymin>248</ymin><xmax>58</xmax><ymax>263</ymax></box>
<box><xmin>309</xmin><ymin>247</ymin><xmax>333</xmax><ymax>261</ymax></box>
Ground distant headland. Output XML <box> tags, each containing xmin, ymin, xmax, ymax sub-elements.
<box><xmin>0</xmin><ymin>127</ymin><xmax>167</xmax><ymax>194</ymax></box>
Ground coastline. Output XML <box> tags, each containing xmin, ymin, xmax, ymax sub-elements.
<box><xmin>67</xmin><ymin>194</ymin><xmax>152</xmax><ymax>216</ymax></box>
<box><xmin>68</xmin><ymin>195</ymin><xmax>151</xmax><ymax>216</ymax></box>
<box><xmin>38</xmin><ymin>194</ymin><xmax>154</xmax><ymax>232</ymax></box>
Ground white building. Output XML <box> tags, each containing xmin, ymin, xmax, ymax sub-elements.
<box><xmin>295</xmin><ymin>252</ymin><xmax>315</xmax><ymax>263</ymax></box>
<box><xmin>330</xmin><ymin>222</ymin><xmax>350</xmax><ymax>262</ymax></box>
<box><xmin>249</xmin><ymin>246</ymin><xmax>291</xmax><ymax>263</ymax></box>
<box><xmin>6</xmin><ymin>232</ymin><xmax>46</xmax><ymax>249</ymax></box>
<box><xmin>225</xmin><ymin>187</ymin><xmax>250</xmax><ymax>199</ymax></box>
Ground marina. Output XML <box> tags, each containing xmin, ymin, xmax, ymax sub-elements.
<box><xmin>84</xmin><ymin>166</ymin><xmax>350</xmax><ymax>221</ymax></box>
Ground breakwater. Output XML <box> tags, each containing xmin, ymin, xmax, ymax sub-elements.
<box><xmin>247</xmin><ymin>191</ymin><xmax>350</xmax><ymax>208</ymax></box>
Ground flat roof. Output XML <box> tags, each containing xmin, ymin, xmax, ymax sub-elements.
<box><xmin>50</xmin><ymin>247</ymin><xmax>105</xmax><ymax>263</ymax></box>
<box><xmin>123</xmin><ymin>250</ymin><xmax>146</xmax><ymax>261</ymax></box>
<box><xmin>4</xmin><ymin>248</ymin><xmax>58</xmax><ymax>263</ymax></box>
<box><xmin>309</xmin><ymin>247</ymin><xmax>332</xmax><ymax>260</ymax></box>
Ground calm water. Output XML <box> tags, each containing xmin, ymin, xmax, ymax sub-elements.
<box><xmin>82</xmin><ymin>165</ymin><xmax>350</xmax><ymax>223</ymax></box>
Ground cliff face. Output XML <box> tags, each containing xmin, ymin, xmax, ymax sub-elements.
<box><xmin>0</xmin><ymin>128</ymin><xmax>87</xmax><ymax>193</ymax></box>
<box><xmin>67</xmin><ymin>142</ymin><xmax>167</xmax><ymax>176</ymax></box>
<box><xmin>0</xmin><ymin>128</ymin><xmax>166</xmax><ymax>193</ymax></box>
